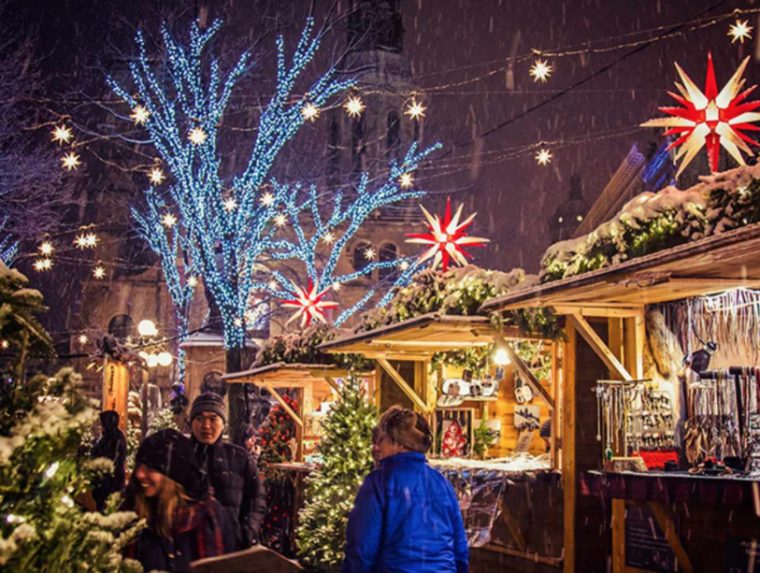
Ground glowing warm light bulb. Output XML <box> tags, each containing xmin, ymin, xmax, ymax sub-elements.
<box><xmin>535</xmin><ymin>148</ymin><xmax>552</xmax><ymax>166</ymax></box>
<box><xmin>301</xmin><ymin>102</ymin><xmax>320</xmax><ymax>122</ymax></box>
<box><xmin>0</xmin><ymin>340</ymin><xmax>9</xmax><ymax>350</ymax></box>
<box><xmin>52</xmin><ymin>125</ymin><xmax>73</xmax><ymax>144</ymax></box>
<box><xmin>157</xmin><ymin>351</ymin><xmax>173</xmax><ymax>367</ymax></box>
<box><xmin>161</xmin><ymin>213</ymin><xmax>177</xmax><ymax>228</ymax></box>
<box><xmin>61</xmin><ymin>152</ymin><xmax>81</xmax><ymax>171</ymax></box>
<box><xmin>728</xmin><ymin>19</ymin><xmax>753</xmax><ymax>44</ymax></box>
<box><xmin>130</xmin><ymin>104</ymin><xmax>150</xmax><ymax>125</ymax></box>
<box><xmin>529</xmin><ymin>59</ymin><xmax>553</xmax><ymax>82</ymax></box>
<box><xmin>188</xmin><ymin>126</ymin><xmax>208</xmax><ymax>145</ymax></box>
<box><xmin>399</xmin><ymin>172</ymin><xmax>414</xmax><ymax>188</ymax></box>
<box><xmin>404</xmin><ymin>98</ymin><xmax>426</xmax><ymax>120</ymax></box>
<box><xmin>344</xmin><ymin>96</ymin><xmax>365</xmax><ymax>118</ymax></box>
<box><xmin>78</xmin><ymin>334</ymin><xmax>89</xmax><ymax>345</ymax></box>
<box><xmin>148</xmin><ymin>166</ymin><xmax>165</xmax><ymax>185</ymax></box>
<box><xmin>493</xmin><ymin>347</ymin><xmax>511</xmax><ymax>366</ymax></box>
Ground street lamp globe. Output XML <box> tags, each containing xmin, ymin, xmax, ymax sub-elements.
<box><xmin>157</xmin><ymin>351</ymin><xmax>173</xmax><ymax>367</ymax></box>
<box><xmin>146</xmin><ymin>353</ymin><xmax>159</xmax><ymax>368</ymax></box>
<box><xmin>137</xmin><ymin>319</ymin><xmax>158</xmax><ymax>337</ymax></box>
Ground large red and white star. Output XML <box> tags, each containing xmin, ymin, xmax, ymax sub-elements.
<box><xmin>280</xmin><ymin>280</ymin><xmax>338</xmax><ymax>328</ymax></box>
<box><xmin>641</xmin><ymin>53</ymin><xmax>760</xmax><ymax>176</ymax></box>
<box><xmin>405</xmin><ymin>197</ymin><xmax>489</xmax><ymax>272</ymax></box>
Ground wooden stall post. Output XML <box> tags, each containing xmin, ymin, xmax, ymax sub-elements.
<box><xmin>562</xmin><ymin>323</ymin><xmax>577</xmax><ymax>573</ymax></box>
<box><xmin>102</xmin><ymin>358</ymin><xmax>129</xmax><ymax>432</ymax></box>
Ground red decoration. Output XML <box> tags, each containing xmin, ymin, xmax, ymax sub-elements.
<box><xmin>405</xmin><ymin>197</ymin><xmax>489</xmax><ymax>272</ymax></box>
<box><xmin>280</xmin><ymin>280</ymin><xmax>338</xmax><ymax>328</ymax></box>
<box><xmin>642</xmin><ymin>53</ymin><xmax>760</xmax><ymax>176</ymax></box>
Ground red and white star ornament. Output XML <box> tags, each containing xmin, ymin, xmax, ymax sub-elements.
<box><xmin>280</xmin><ymin>280</ymin><xmax>339</xmax><ymax>328</ymax></box>
<box><xmin>405</xmin><ymin>197</ymin><xmax>489</xmax><ymax>272</ymax></box>
<box><xmin>641</xmin><ymin>53</ymin><xmax>760</xmax><ymax>177</ymax></box>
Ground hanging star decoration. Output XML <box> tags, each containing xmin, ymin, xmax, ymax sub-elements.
<box><xmin>52</xmin><ymin>125</ymin><xmax>73</xmax><ymax>144</ymax></box>
<box><xmin>535</xmin><ymin>148</ymin><xmax>552</xmax><ymax>165</ymax></box>
<box><xmin>343</xmin><ymin>95</ymin><xmax>365</xmax><ymax>118</ymax></box>
<box><xmin>61</xmin><ymin>152</ymin><xmax>81</xmax><ymax>171</ymax></box>
<box><xmin>529</xmin><ymin>59</ymin><xmax>553</xmax><ymax>83</ymax></box>
<box><xmin>728</xmin><ymin>19</ymin><xmax>753</xmax><ymax>44</ymax></box>
<box><xmin>641</xmin><ymin>53</ymin><xmax>760</xmax><ymax>176</ymax></box>
<box><xmin>405</xmin><ymin>98</ymin><xmax>426</xmax><ymax>120</ymax></box>
<box><xmin>405</xmin><ymin>197</ymin><xmax>489</xmax><ymax>272</ymax></box>
<box><xmin>280</xmin><ymin>280</ymin><xmax>339</xmax><ymax>327</ymax></box>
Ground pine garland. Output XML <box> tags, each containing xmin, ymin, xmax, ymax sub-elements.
<box><xmin>296</xmin><ymin>378</ymin><xmax>377</xmax><ymax>569</ymax></box>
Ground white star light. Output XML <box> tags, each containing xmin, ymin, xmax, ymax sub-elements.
<box><xmin>61</xmin><ymin>152</ymin><xmax>81</xmax><ymax>171</ymax></box>
<box><xmin>332</xmin><ymin>282</ymin><xmax>342</xmax><ymax>292</ymax></box>
<box><xmin>399</xmin><ymin>260</ymin><xmax>410</xmax><ymax>271</ymax></box>
<box><xmin>130</xmin><ymin>105</ymin><xmax>150</xmax><ymax>125</ymax></box>
<box><xmin>74</xmin><ymin>233</ymin><xmax>98</xmax><ymax>249</ymax></box>
<box><xmin>187</xmin><ymin>276</ymin><xmax>199</xmax><ymax>288</ymax></box>
<box><xmin>301</xmin><ymin>102</ymin><xmax>320</xmax><ymax>122</ymax></box>
<box><xmin>268</xmin><ymin>280</ymin><xmax>278</xmax><ymax>290</ymax></box>
<box><xmin>344</xmin><ymin>96</ymin><xmax>365</xmax><ymax>118</ymax></box>
<box><xmin>0</xmin><ymin>340</ymin><xmax>8</xmax><ymax>349</ymax></box>
<box><xmin>322</xmin><ymin>232</ymin><xmax>335</xmax><ymax>244</ymax></box>
<box><xmin>728</xmin><ymin>19</ymin><xmax>753</xmax><ymax>44</ymax></box>
<box><xmin>404</xmin><ymin>98</ymin><xmax>426</xmax><ymax>120</ymax></box>
<box><xmin>33</xmin><ymin>258</ymin><xmax>52</xmax><ymax>272</ymax></box>
<box><xmin>93</xmin><ymin>265</ymin><xmax>106</xmax><ymax>279</ymax></box>
<box><xmin>399</xmin><ymin>172</ymin><xmax>414</xmax><ymax>188</ymax></box>
<box><xmin>223</xmin><ymin>197</ymin><xmax>238</xmax><ymax>212</ymax></box>
<box><xmin>260</xmin><ymin>192</ymin><xmax>275</xmax><ymax>207</ymax></box>
<box><xmin>529</xmin><ymin>59</ymin><xmax>553</xmax><ymax>83</ymax></box>
<box><xmin>78</xmin><ymin>334</ymin><xmax>89</xmax><ymax>345</ymax></box>
<box><xmin>161</xmin><ymin>213</ymin><xmax>177</xmax><ymax>228</ymax></box>
<box><xmin>535</xmin><ymin>148</ymin><xmax>552</xmax><ymax>166</ymax></box>
<box><xmin>39</xmin><ymin>241</ymin><xmax>54</xmax><ymax>256</ymax></box>
<box><xmin>52</xmin><ymin>125</ymin><xmax>73</xmax><ymax>144</ymax></box>
<box><xmin>148</xmin><ymin>166</ymin><xmax>165</xmax><ymax>185</ymax></box>
<box><xmin>274</xmin><ymin>213</ymin><xmax>287</xmax><ymax>227</ymax></box>
<box><xmin>188</xmin><ymin>126</ymin><xmax>208</xmax><ymax>145</ymax></box>
<box><xmin>364</xmin><ymin>247</ymin><xmax>376</xmax><ymax>260</ymax></box>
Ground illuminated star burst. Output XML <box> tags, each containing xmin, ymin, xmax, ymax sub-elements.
<box><xmin>728</xmin><ymin>19</ymin><xmax>753</xmax><ymax>44</ymax></box>
<box><xmin>187</xmin><ymin>276</ymin><xmax>199</xmax><ymax>288</ymax></box>
<box><xmin>301</xmin><ymin>102</ymin><xmax>320</xmax><ymax>122</ymax></box>
<box><xmin>74</xmin><ymin>233</ymin><xmax>99</xmax><ymax>249</ymax></box>
<box><xmin>33</xmin><ymin>258</ymin><xmax>52</xmax><ymax>272</ymax></box>
<box><xmin>223</xmin><ymin>197</ymin><xmax>238</xmax><ymax>212</ymax></box>
<box><xmin>78</xmin><ymin>334</ymin><xmax>89</xmax><ymax>345</ymax></box>
<box><xmin>281</xmin><ymin>280</ymin><xmax>339</xmax><ymax>328</ymax></box>
<box><xmin>148</xmin><ymin>166</ymin><xmax>165</xmax><ymax>185</ymax></box>
<box><xmin>93</xmin><ymin>265</ymin><xmax>106</xmax><ymax>279</ymax></box>
<box><xmin>39</xmin><ymin>241</ymin><xmax>54</xmax><ymax>256</ymax></box>
<box><xmin>161</xmin><ymin>213</ymin><xmax>177</xmax><ymax>228</ymax></box>
<box><xmin>188</xmin><ymin>126</ymin><xmax>208</xmax><ymax>145</ymax></box>
<box><xmin>406</xmin><ymin>197</ymin><xmax>490</xmax><ymax>271</ymax></box>
<box><xmin>529</xmin><ymin>59</ymin><xmax>553</xmax><ymax>83</ymax></box>
<box><xmin>399</xmin><ymin>172</ymin><xmax>414</xmax><ymax>188</ymax></box>
<box><xmin>130</xmin><ymin>105</ymin><xmax>150</xmax><ymax>125</ymax></box>
<box><xmin>405</xmin><ymin>98</ymin><xmax>426</xmax><ymax>120</ymax></box>
<box><xmin>52</xmin><ymin>125</ymin><xmax>73</xmax><ymax>144</ymax></box>
<box><xmin>641</xmin><ymin>53</ymin><xmax>760</xmax><ymax>176</ymax></box>
<box><xmin>322</xmin><ymin>232</ymin><xmax>335</xmax><ymax>244</ymax></box>
<box><xmin>535</xmin><ymin>148</ymin><xmax>552</xmax><ymax>165</ymax></box>
<box><xmin>343</xmin><ymin>95</ymin><xmax>365</xmax><ymax>118</ymax></box>
<box><xmin>260</xmin><ymin>192</ymin><xmax>275</xmax><ymax>207</ymax></box>
<box><xmin>274</xmin><ymin>213</ymin><xmax>287</xmax><ymax>227</ymax></box>
<box><xmin>364</xmin><ymin>247</ymin><xmax>375</xmax><ymax>260</ymax></box>
<box><xmin>61</xmin><ymin>152</ymin><xmax>81</xmax><ymax>171</ymax></box>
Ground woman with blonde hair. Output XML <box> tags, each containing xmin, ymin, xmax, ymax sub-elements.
<box><xmin>343</xmin><ymin>406</ymin><xmax>469</xmax><ymax>573</ymax></box>
<box><xmin>124</xmin><ymin>429</ymin><xmax>236</xmax><ymax>572</ymax></box>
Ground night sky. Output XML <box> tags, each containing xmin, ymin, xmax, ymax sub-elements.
<box><xmin>15</xmin><ymin>0</ymin><xmax>760</xmax><ymax>274</ymax></box>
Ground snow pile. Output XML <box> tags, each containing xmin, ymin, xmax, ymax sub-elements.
<box><xmin>252</xmin><ymin>323</ymin><xmax>367</xmax><ymax>369</ymax></box>
<box><xmin>429</xmin><ymin>452</ymin><xmax>551</xmax><ymax>473</ymax></box>
<box><xmin>540</xmin><ymin>163</ymin><xmax>760</xmax><ymax>282</ymax></box>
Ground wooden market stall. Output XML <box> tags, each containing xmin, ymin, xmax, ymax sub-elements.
<box><xmin>481</xmin><ymin>222</ymin><xmax>760</xmax><ymax>573</ymax></box>
<box><xmin>319</xmin><ymin>312</ymin><xmax>565</xmax><ymax>571</ymax></box>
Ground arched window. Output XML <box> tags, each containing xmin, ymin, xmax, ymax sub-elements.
<box><xmin>378</xmin><ymin>242</ymin><xmax>398</xmax><ymax>280</ymax></box>
<box><xmin>108</xmin><ymin>314</ymin><xmax>135</xmax><ymax>341</ymax></box>
<box><xmin>352</xmin><ymin>241</ymin><xmax>373</xmax><ymax>272</ymax></box>
<box><xmin>386</xmin><ymin>111</ymin><xmax>401</xmax><ymax>158</ymax></box>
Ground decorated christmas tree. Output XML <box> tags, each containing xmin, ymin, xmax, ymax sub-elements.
<box><xmin>296</xmin><ymin>377</ymin><xmax>377</xmax><ymax>569</ymax></box>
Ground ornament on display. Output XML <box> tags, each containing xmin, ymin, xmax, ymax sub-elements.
<box><xmin>641</xmin><ymin>53</ymin><xmax>760</xmax><ymax>176</ymax></box>
<box><xmin>281</xmin><ymin>280</ymin><xmax>339</xmax><ymax>327</ymax></box>
<box><xmin>684</xmin><ymin>341</ymin><xmax>717</xmax><ymax>374</ymax></box>
<box><xmin>514</xmin><ymin>376</ymin><xmax>533</xmax><ymax>404</ymax></box>
<box><xmin>405</xmin><ymin>197</ymin><xmax>489</xmax><ymax>271</ymax></box>
<box><xmin>728</xmin><ymin>19</ymin><xmax>753</xmax><ymax>44</ymax></box>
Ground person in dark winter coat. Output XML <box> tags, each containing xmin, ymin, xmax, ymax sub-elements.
<box><xmin>124</xmin><ymin>429</ymin><xmax>237</xmax><ymax>573</ymax></box>
<box><xmin>343</xmin><ymin>406</ymin><xmax>469</xmax><ymax>573</ymax></box>
<box><xmin>91</xmin><ymin>410</ymin><xmax>127</xmax><ymax>511</ymax></box>
<box><xmin>190</xmin><ymin>392</ymin><xmax>266</xmax><ymax>549</ymax></box>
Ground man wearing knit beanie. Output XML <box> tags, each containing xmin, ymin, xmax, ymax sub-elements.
<box><xmin>190</xmin><ymin>392</ymin><xmax>266</xmax><ymax>549</ymax></box>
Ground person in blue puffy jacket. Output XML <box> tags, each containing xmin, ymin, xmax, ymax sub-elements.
<box><xmin>343</xmin><ymin>405</ymin><xmax>469</xmax><ymax>573</ymax></box>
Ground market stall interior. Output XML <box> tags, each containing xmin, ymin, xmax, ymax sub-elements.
<box><xmin>482</xmin><ymin>221</ymin><xmax>760</xmax><ymax>573</ymax></box>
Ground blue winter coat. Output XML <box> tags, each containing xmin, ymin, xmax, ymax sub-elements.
<box><xmin>343</xmin><ymin>451</ymin><xmax>469</xmax><ymax>573</ymax></box>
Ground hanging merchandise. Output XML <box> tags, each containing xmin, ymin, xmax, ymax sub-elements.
<box><xmin>513</xmin><ymin>375</ymin><xmax>533</xmax><ymax>404</ymax></box>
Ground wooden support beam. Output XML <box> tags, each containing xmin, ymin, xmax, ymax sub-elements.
<box><xmin>376</xmin><ymin>357</ymin><xmax>430</xmax><ymax>414</ymax></box>
<box><xmin>611</xmin><ymin>499</ymin><xmax>626</xmax><ymax>573</ymax></box>
<box><xmin>552</xmin><ymin>305</ymin><xmax>642</xmax><ymax>318</ymax></box>
<box><xmin>648</xmin><ymin>501</ymin><xmax>694</xmax><ymax>573</ymax></box>
<box><xmin>550</xmin><ymin>341</ymin><xmax>561</xmax><ymax>469</ymax></box>
<box><xmin>323</xmin><ymin>376</ymin><xmax>341</xmax><ymax>394</ymax></box>
<box><xmin>264</xmin><ymin>384</ymin><xmax>303</xmax><ymax>428</ymax></box>
<box><xmin>562</xmin><ymin>323</ymin><xmax>577</xmax><ymax>573</ymax></box>
<box><xmin>495</xmin><ymin>333</ymin><xmax>555</xmax><ymax>410</ymax></box>
<box><xmin>567</xmin><ymin>314</ymin><xmax>633</xmax><ymax>382</ymax></box>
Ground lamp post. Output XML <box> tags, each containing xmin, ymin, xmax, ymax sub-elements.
<box><xmin>135</xmin><ymin>320</ymin><xmax>173</xmax><ymax>436</ymax></box>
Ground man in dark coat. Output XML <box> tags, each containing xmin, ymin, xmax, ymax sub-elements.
<box><xmin>91</xmin><ymin>410</ymin><xmax>127</xmax><ymax>511</ymax></box>
<box><xmin>190</xmin><ymin>392</ymin><xmax>266</xmax><ymax>549</ymax></box>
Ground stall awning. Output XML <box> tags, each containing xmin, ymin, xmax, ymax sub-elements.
<box><xmin>482</xmin><ymin>222</ymin><xmax>760</xmax><ymax>315</ymax></box>
<box><xmin>318</xmin><ymin>313</ymin><xmax>537</xmax><ymax>360</ymax></box>
<box><xmin>221</xmin><ymin>362</ymin><xmax>357</xmax><ymax>388</ymax></box>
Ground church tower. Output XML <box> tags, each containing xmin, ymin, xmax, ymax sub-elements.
<box><xmin>326</xmin><ymin>0</ymin><xmax>426</xmax><ymax>322</ymax></box>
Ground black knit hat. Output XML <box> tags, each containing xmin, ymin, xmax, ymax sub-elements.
<box><xmin>134</xmin><ymin>429</ymin><xmax>206</xmax><ymax>499</ymax></box>
<box><xmin>190</xmin><ymin>392</ymin><xmax>227</xmax><ymax>423</ymax></box>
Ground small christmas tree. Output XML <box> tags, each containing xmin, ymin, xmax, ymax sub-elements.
<box><xmin>296</xmin><ymin>377</ymin><xmax>377</xmax><ymax>569</ymax></box>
